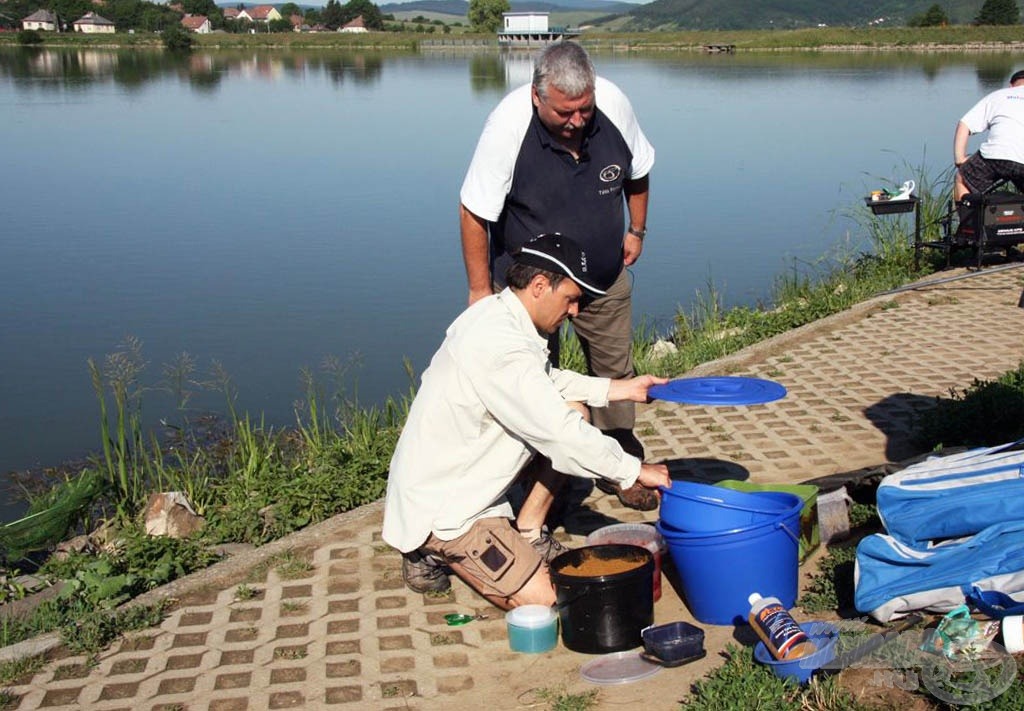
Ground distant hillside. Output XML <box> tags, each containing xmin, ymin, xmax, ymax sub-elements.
<box><xmin>620</xmin><ymin>0</ymin><xmax>987</xmax><ymax>30</ymax></box>
<box><xmin>379</xmin><ymin>0</ymin><xmax>637</xmax><ymax>16</ymax></box>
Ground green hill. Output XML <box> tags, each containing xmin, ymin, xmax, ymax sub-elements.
<box><xmin>619</xmin><ymin>0</ymin><xmax>990</xmax><ymax>30</ymax></box>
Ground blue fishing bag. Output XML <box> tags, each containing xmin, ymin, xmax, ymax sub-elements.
<box><xmin>855</xmin><ymin>440</ymin><xmax>1024</xmax><ymax>622</ymax></box>
<box><xmin>876</xmin><ymin>441</ymin><xmax>1024</xmax><ymax>546</ymax></box>
<box><xmin>855</xmin><ymin>522</ymin><xmax>1024</xmax><ymax>622</ymax></box>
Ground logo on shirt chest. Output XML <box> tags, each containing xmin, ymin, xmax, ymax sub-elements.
<box><xmin>599</xmin><ymin>164</ymin><xmax>623</xmax><ymax>182</ymax></box>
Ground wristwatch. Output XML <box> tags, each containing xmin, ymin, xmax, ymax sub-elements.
<box><xmin>628</xmin><ymin>225</ymin><xmax>647</xmax><ymax>240</ymax></box>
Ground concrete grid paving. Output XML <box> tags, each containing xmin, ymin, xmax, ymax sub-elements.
<box><xmin>3</xmin><ymin>265</ymin><xmax>1024</xmax><ymax>710</ymax></box>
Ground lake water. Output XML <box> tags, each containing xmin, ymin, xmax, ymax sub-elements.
<box><xmin>0</xmin><ymin>45</ymin><xmax>1018</xmax><ymax>518</ymax></box>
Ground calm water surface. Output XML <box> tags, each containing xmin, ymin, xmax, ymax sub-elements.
<box><xmin>0</xmin><ymin>46</ymin><xmax>1018</xmax><ymax>518</ymax></box>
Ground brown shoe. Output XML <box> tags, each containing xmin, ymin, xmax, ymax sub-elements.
<box><xmin>402</xmin><ymin>549</ymin><xmax>451</xmax><ymax>594</ymax></box>
<box><xmin>597</xmin><ymin>479</ymin><xmax>659</xmax><ymax>511</ymax></box>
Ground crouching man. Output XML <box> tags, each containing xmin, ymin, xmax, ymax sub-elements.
<box><xmin>382</xmin><ymin>234</ymin><xmax>670</xmax><ymax>609</ymax></box>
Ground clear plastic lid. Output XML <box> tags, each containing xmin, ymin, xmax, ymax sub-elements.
<box><xmin>580</xmin><ymin>650</ymin><xmax>662</xmax><ymax>685</ymax></box>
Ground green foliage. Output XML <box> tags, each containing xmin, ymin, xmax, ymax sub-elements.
<box><xmin>909</xmin><ymin>4</ymin><xmax>950</xmax><ymax>26</ymax></box>
<box><xmin>468</xmin><ymin>0</ymin><xmax>509</xmax><ymax>32</ymax></box>
<box><xmin>162</xmin><ymin>23</ymin><xmax>193</xmax><ymax>51</ymax></box>
<box><xmin>975</xmin><ymin>0</ymin><xmax>1020</xmax><ymax>24</ymax></box>
<box><xmin>914</xmin><ymin>361</ymin><xmax>1024</xmax><ymax>449</ymax></box>
<box><xmin>16</xmin><ymin>30</ymin><xmax>43</xmax><ymax>45</ymax></box>
<box><xmin>58</xmin><ymin>600</ymin><xmax>167</xmax><ymax>655</ymax></box>
<box><xmin>799</xmin><ymin>544</ymin><xmax>858</xmax><ymax>613</ymax></box>
<box><xmin>0</xmin><ymin>653</ymin><xmax>47</xmax><ymax>687</ymax></box>
<box><xmin>322</xmin><ymin>0</ymin><xmax>385</xmax><ymax>30</ymax></box>
<box><xmin>41</xmin><ymin>528</ymin><xmax>217</xmax><ymax>610</ymax></box>
<box><xmin>87</xmin><ymin>337</ymin><xmax>154</xmax><ymax>520</ymax></box>
<box><xmin>683</xmin><ymin>643</ymin><xmax>864</xmax><ymax>709</ymax></box>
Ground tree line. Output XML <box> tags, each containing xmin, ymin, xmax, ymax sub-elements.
<box><xmin>1</xmin><ymin>0</ymin><xmax>391</xmax><ymax>32</ymax></box>
<box><xmin>909</xmin><ymin>0</ymin><xmax>1020</xmax><ymax>26</ymax></box>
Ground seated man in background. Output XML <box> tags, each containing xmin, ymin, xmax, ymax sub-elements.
<box><xmin>382</xmin><ymin>234</ymin><xmax>670</xmax><ymax>607</ymax></box>
<box><xmin>954</xmin><ymin>69</ymin><xmax>1024</xmax><ymax>202</ymax></box>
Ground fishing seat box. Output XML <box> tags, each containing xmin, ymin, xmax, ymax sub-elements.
<box><xmin>956</xmin><ymin>191</ymin><xmax>1024</xmax><ymax>247</ymax></box>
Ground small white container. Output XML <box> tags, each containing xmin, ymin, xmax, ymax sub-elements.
<box><xmin>506</xmin><ymin>604</ymin><xmax>558</xmax><ymax>653</ymax></box>
<box><xmin>1002</xmin><ymin>615</ymin><xmax>1024</xmax><ymax>654</ymax></box>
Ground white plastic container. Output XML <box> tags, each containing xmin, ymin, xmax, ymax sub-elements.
<box><xmin>505</xmin><ymin>604</ymin><xmax>558</xmax><ymax>653</ymax></box>
<box><xmin>1002</xmin><ymin>615</ymin><xmax>1024</xmax><ymax>654</ymax></box>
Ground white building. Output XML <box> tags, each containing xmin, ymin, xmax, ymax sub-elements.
<box><xmin>22</xmin><ymin>9</ymin><xmax>58</xmax><ymax>31</ymax></box>
<box><xmin>498</xmin><ymin>12</ymin><xmax>577</xmax><ymax>47</ymax></box>
<box><xmin>73</xmin><ymin>12</ymin><xmax>116</xmax><ymax>34</ymax></box>
<box><xmin>502</xmin><ymin>12</ymin><xmax>549</xmax><ymax>33</ymax></box>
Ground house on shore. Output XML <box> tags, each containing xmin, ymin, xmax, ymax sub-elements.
<box><xmin>73</xmin><ymin>12</ymin><xmax>116</xmax><ymax>33</ymax></box>
<box><xmin>498</xmin><ymin>12</ymin><xmax>578</xmax><ymax>47</ymax></box>
<box><xmin>340</xmin><ymin>16</ymin><xmax>367</xmax><ymax>33</ymax></box>
<box><xmin>22</xmin><ymin>9</ymin><xmax>58</xmax><ymax>31</ymax></box>
<box><xmin>181</xmin><ymin>14</ymin><xmax>211</xmax><ymax>34</ymax></box>
<box><xmin>243</xmin><ymin>5</ymin><xmax>283</xmax><ymax>23</ymax></box>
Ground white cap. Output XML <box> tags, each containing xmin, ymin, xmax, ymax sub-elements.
<box><xmin>1003</xmin><ymin>615</ymin><xmax>1024</xmax><ymax>654</ymax></box>
<box><xmin>748</xmin><ymin>592</ymin><xmax>762</xmax><ymax>606</ymax></box>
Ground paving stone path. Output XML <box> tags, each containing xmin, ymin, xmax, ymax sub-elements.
<box><xmin>3</xmin><ymin>265</ymin><xmax>1023</xmax><ymax>710</ymax></box>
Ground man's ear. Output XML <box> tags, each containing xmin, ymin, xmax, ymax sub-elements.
<box><xmin>529</xmin><ymin>273</ymin><xmax>550</xmax><ymax>297</ymax></box>
<box><xmin>531</xmin><ymin>85</ymin><xmax>541</xmax><ymax>110</ymax></box>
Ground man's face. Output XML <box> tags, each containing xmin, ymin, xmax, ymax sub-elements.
<box><xmin>535</xmin><ymin>277</ymin><xmax>582</xmax><ymax>335</ymax></box>
<box><xmin>532</xmin><ymin>84</ymin><xmax>595</xmax><ymax>144</ymax></box>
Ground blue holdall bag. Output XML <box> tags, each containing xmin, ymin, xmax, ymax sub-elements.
<box><xmin>855</xmin><ymin>521</ymin><xmax>1024</xmax><ymax>622</ymax></box>
<box><xmin>876</xmin><ymin>440</ymin><xmax>1024</xmax><ymax>546</ymax></box>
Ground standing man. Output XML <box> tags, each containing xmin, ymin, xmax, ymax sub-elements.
<box><xmin>954</xmin><ymin>69</ymin><xmax>1024</xmax><ymax>201</ymax></box>
<box><xmin>459</xmin><ymin>41</ymin><xmax>657</xmax><ymax>510</ymax></box>
<box><xmin>383</xmin><ymin>235</ymin><xmax>670</xmax><ymax>606</ymax></box>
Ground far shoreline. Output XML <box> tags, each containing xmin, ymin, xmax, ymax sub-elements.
<box><xmin>4</xmin><ymin>26</ymin><xmax>1024</xmax><ymax>53</ymax></box>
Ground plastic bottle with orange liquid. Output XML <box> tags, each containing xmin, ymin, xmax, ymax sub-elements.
<box><xmin>747</xmin><ymin>592</ymin><xmax>817</xmax><ymax>661</ymax></box>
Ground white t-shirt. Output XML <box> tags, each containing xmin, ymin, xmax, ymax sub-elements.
<box><xmin>961</xmin><ymin>86</ymin><xmax>1024</xmax><ymax>164</ymax></box>
<box><xmin>460</xmin><ymin>76</ymin><xmax>656</xmax><ymax>223</ymax></box>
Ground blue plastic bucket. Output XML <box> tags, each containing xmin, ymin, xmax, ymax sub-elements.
<box><xmin>659</xmin><ymin>482</ymin><xmax>795</xmax><ymax>532</ymax></box>
<box><xmin>656</xmin><ymin>498</ymin><xmax>802</xmax><ymax>625</ymax></box>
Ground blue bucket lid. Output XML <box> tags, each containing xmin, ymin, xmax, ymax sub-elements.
<box><xmin>648</xmin><ymin>377</ymin><xmax>786</xmax><ymax>405</ymax></box>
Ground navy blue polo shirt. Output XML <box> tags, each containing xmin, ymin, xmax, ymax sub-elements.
<box><xmin>491</xmin><ymin>108</ymin><xmax>634</xmax><ymax>291</ymax></box>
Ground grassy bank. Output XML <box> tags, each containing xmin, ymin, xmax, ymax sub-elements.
<box><xmin>4</xmin><ymin>25</ymin><xmax>1024</xmax><ymax>52</ymax></box>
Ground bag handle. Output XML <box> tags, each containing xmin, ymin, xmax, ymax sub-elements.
<box><xmin>966</xmin><ymin>585</ymin><xmax>1024</xmax><ymax>618</ymax></box>
<box><xmin>960</xmin><ymin>437</ymin><xmax>1024</xmax><ymax>461</ymax></box>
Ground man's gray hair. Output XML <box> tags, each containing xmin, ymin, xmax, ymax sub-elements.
<box><xmin>532</xmin><ymin>41</ymin><xmax>596</xmax><ymax>100</ymax></box>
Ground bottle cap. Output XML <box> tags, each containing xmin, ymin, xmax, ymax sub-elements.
<box><xmin>1002</xmin><ymin>615</ymin><xmax>1024</xmax><ymax>654</ymax></box>
<box><xmin>748</xmin><ymin>593</ymin><xmax>761</xmax><ymax>606</ymax></box>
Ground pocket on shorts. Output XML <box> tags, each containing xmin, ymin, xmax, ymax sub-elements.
<box><xmin>463</xmin><ymin>527</ymin><xmax>515</xmax><ymax>582</ymax></box>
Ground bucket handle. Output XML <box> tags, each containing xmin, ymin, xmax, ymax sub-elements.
<box><xmin>553</xmin><ymin>585</ymin><xmax>591</xmax><ymax>612</ymax></box>
<box><xmin>777</xmin><ymin>521</ymin><xmax>801</xmax><ymax>546</ymax></box>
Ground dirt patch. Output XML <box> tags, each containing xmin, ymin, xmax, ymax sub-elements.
<box><xmin>838</xmin><ymin>667</ymin><xmax>938</xmax><ymax>710</ymax></box>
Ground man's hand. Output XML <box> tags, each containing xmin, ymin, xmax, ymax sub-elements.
<box><xmin>607</xmin><ymin>374</ymin><xmax>669</xmax><ymax>403</ymax></box>
<box><xmin>623</xmin><ymin>232</ymin><xmax>644</xmax><ymax>266</ymax></box>
<box><xmin>636</xmin><ymin>462</ymin><xmax>670</xmax><ymax>491</ymax></box>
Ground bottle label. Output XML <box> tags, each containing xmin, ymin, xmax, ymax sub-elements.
<box><xmin>755</xmin><ymin>603</ymin><xmax>810</xmax><ymax>658</ymax></box>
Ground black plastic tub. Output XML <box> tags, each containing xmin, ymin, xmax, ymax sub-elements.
<box><xmin>549</xmin><ymin>544</ymin><xmax>654</xmax><ymax>654</ymax></box>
